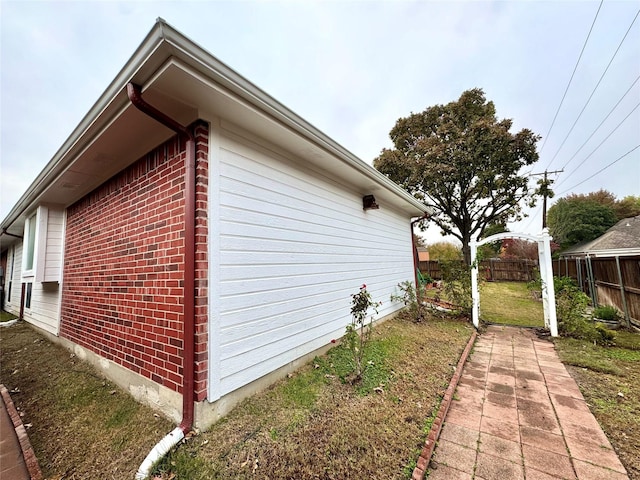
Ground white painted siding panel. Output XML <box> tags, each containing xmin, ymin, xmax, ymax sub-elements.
<box><xmin>215</xmin><ymin>134</ymin><xmax>416</xmax><ymax>396</ymax></box>
<box><xmin>43</xmin><ymin>209</ymin><xmax>64</xmax><ymax>281</ymax></box>
<box><xmin>23</xmin><ymin>281</ymin><xmax>61</xmax><ymax>335</ymax></box>
<box><xmin>4</xmin><ymin>244</ymin><xmax>22</xmax><ymax>315</ymax></box>
<box><xmin>2</xmin><ymin>236</ymin><xmax>61</xmax><ymax>334</ymax></box>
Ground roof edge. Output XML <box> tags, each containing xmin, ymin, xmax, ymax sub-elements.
<box><xmin>2</xmin><ymin>18</ymin><xmax>428</xmax><ymax>231</ymax></box>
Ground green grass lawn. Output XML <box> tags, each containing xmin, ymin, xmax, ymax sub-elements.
<box><xmin>480</xmin><ymin>281</ymin><xmax>544</xmax><ymax>327</ymax></box>
<box><xmin>0</xmin><ymin>310</ymin><xmax>18</xmax><ymax>322</ymax></box>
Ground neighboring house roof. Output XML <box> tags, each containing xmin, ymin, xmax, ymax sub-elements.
<box><xmin>559</xmin><ymin>215</ymin><xmax>640</xmax><ymax>258</ymax></box>
<box><xmin>1</xmin><ymin>18</ymin><xmax>428</xmax><ymax>248</ymax></box>
<box><xmin>417</xmin><ymin>247</ymin><xmax>430</xmax><ymax>262</ymax></box>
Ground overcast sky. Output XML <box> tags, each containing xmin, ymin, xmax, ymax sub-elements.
<box><xmin>1</xmin><ymin>0</ymin><xmax>639</xmax><ymax>244</ymax></box>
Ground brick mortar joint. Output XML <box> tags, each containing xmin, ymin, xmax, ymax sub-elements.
<box><xmin>412</xmin><ymin>330</ymin><xmax>478</xmax><ymax>480</ymax></box>
<box><xmin>0</xmin><ymin>384</ymin><xmax>43</xmax><ymax>480</ymax></box>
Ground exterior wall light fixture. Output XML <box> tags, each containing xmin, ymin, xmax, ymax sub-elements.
<box><xmin>363</xmin><ymin>195</ymin><xmax>379</xmax><ymax>210</ymax></box>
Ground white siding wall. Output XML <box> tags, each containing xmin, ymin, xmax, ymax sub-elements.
<box><xmin>3</xmin><ymin>243</ymin><xmax>22</xmax><ymax>315</ymax></box>
<box><xmin>211</xmin><ymin>132</ymin><xmax>415</xmax><ymax>397</ymax></box>
<box><xmin>3</xmin><ymin>217</ymin><xmax>63</xmax><ymax>335</ymax></box>
<box><xmin>22</xmin><ymin>281</ymin><xmax>61</xmax><ymax>335</ymax></box>
<box><xmin>43</xmin><ymin>209</ymin><xmax>64</xmax><ymax>281</ymax></box>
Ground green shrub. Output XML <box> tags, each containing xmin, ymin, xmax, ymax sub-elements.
<box><xmin>554</xmin><ymin>276</ymin><xmax>614</xmax><ymax>345</ymax></box>
<box><xmin>346</xmin><ymin>284</ymin><xmax>381</xmax><ymax>381</ymax></box>
<box><xmin>390</xmin><ymin>280</ymin><xmax>426</xmax><ymax>322</ymax></box>
<box><xmin>593</xmin><ymin>305</ymin><xmax>620</xmax><ymax>321</ymax></box>
<box><xmin>440</xmin><ymin>260</ymin><xmax>473</xmax><ymax>312</ymax></box>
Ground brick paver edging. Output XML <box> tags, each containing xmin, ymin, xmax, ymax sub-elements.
<box><xmin>412</xmin><ymin>329</ymin><xmax>478</xmax><ymax>480</ymax></box>
<box><xmin>0</xmin><ymin>384</ymin><xmax>43</xmax><ymax>480</ymax></box>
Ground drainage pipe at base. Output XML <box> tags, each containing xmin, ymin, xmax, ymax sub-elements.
<box><xmin>134</xmin><ymin>427</ymin><xmax>184</xmax><ymax>480</ymax></box>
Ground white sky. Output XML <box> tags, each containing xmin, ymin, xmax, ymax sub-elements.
<box><xmin>1</xmin><ymin>0</ymin><xmax>639</xmax><ymax>244</ymax></box>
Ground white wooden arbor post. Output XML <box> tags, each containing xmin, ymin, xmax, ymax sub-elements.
<box><xmin>470</xmin><ymin>229</ymin><xmax>558</xmax><ymax>336</ymax></box>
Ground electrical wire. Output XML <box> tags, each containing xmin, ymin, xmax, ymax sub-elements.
<box><xmin>539</xmin><ymin>0</ymin><xmax>603</xmax><ymax>156</ymax></box>
<box><xmin>560</xmin><ymin>74</ymin><xmax>640</xmax><ymax>171</ymax></box>
<box><xmin>522</xmin><ymin>204</ymin><xmax>543</xmax><ymax>232</ymax></box>
<box><xmin>556</xmin><ymin>100</ymin><xmax>640</xmax><ymax>188</ymax></box>
<box><xmin>556</xmin><ymin>144</ymin><xmax>640</xmax><ymax>196</ymax></box>
<box><xmin>545</xmin><ymin>8</ymin><xmax>640</xmax><ymax>170</ymax></box>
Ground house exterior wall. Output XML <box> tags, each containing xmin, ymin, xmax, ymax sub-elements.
<box><xmin>22</xmin><ymin>281</ymin><xmax>61</xmax><ymax>335</ymax></box>
<box><xmin>59</xmin><ymin>122</ymin><xmax>209</xmax><ymax>399</ymax></box>
<box><xmin>208</xmin><ymin>129</ymin><xmax>415</xmax><ymax>399</ymax></box>
<box><xmin>42</xmin><ymin>208</ymin><xmax>65</xmax><ymax>282</ymax></box>
<box><xmin>3</xmin><ymin>243</ymin><xmax>22</xmax><ymax>315</ymax></box>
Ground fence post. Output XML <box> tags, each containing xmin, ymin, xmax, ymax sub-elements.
<box><xmin>470</xmin><ymin>241</ymin><xmax>479</xmax><ymax>330</ymax></box>
<box><xmin>615</xmin><ymin>255</ymin><xmax>631</xmax><ymax>329</ymax></box>
<box><xmin>586</xmin><ymin>256</ymin><xmax>597</xmax><ymax>307</ymax></box>
<box><xmin>576</xmin><ymin>259</ymin><xmax>582</xmax><ymax>290</ymax></box>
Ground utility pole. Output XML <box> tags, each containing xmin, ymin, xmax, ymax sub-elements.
<box><xmin>530</xmin><ymin>169</ymin><xmax>563</xmax><ymax>229</ymax></box>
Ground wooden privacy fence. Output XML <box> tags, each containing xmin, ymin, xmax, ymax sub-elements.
<box><xmin>419</xmin><ymin>259</ymin><xmax>539</xmax><ymax>282</ymax></box>
<box><xmin>554</xmin><ymin>255</ymin><xmax>640</xmax><ymax>329</ymax></box>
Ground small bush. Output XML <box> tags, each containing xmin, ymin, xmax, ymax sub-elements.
<box><xmin>554</xmin><ymin>276</ymin><xmax>614</xmax><ymax>345</ymax></box>
<box><xmin>593</xmin><ymin>305</ymin><xmax>620</xmax><ymax>321</ymax></box>
<box><xmin>345</xmin><ymin>284</ymin><xmax>381</xmax><ymax>381</ymax></box>
<box><xmin>390</xmin><ymin>280</ymin><xmax>426</xmax><ymax>322</ymax></box>
<box><xmin>439</xmin><ymin>260</ymin><xmax>473</xmax><ymax>312</ymax></box>
<box><xmin>526</xmin><ymin>268</ymin><xmax>542</xmax><ymax>300</ymax></box>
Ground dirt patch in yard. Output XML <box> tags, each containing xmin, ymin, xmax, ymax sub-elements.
<box><xmin>0</xmin><ymin>320</ymin><xmax>174</xmax><ymax>479</ymax></box>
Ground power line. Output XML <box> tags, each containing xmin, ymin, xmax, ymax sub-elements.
<box><xmin>545</xmin><ymin>7</ymin><xmax>640</xmax><ymax>170</ymax></box>
<box><xmin>522</xmin><ymin>204</ymin><xmax>543</xmax><ymax>232</ymax></box>
<box><xmin>529</xmin><ymin>170</ymin><xmax>564</xmax><ymax>228</ymax></box>
<box><xmin>557</xmin><ymin>144</ymin><xmax>640</xmax><ymax>196</ymax></box>
<box><xmin>539</xmin><ymin>0</ymin><xmax>603</xmax><ymax>156</ymax></box>
<box><xmin>560</xmin><ymin>74</ymin><xmax>640</xmax><ymax>171</ymax></box>
<box><xmin>556</xmin><ymin>100</ymin><xmax>640</xmax><ymax>188</ymax></box>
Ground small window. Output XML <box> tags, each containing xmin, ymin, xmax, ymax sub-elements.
<box><xmin>7</xmin><ymin>247</ymin><xmax>15</xmax><ymax>302</ymax></box>
<box><xmin>25</xmin><ymin>283</ymin><xmax>33</xmax><ymax>309</ymax></box>
<box><xmin>25</xmin><ymin>213</ymin><xmax>37</xmax><ymax>272</ymax></box>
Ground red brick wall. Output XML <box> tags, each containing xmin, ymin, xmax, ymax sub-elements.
<box><xmin>60</xmin><ymin>122</ymin><xmax>209</xmax><ymax>400</ymax></box>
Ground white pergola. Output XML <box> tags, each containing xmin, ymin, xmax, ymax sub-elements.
<box><xmin>470</xmin><ymin>228</ymin><xmax>558</xmax><ymax>336</ymax></box>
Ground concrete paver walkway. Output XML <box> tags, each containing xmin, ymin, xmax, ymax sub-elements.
<box><xmin>0</xmin><ymin>387</ymin><xmax>30</xmax><ymax>480</ymax></box>
<box><xmin>428</xmin><ymin>325</ymin><xmax>629</xmax><ymax>480</ymax></box>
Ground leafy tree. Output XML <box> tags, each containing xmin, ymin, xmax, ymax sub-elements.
<box><xmin>614</xmin><ymin>195</ymin><xmax>640</xmax><ymax>220</ymax></box>
<box><xmin>413</xmin><ymin>233</ymin><xmax>427</xmax><ymax>248</ymax></box>
<box><xmin>374</xmin><ymin>88</ymin><xmax>540</xmax><ymax>264</ymax></box>
<box><xmin>547</xmin><ymin>197</ymin><xmax>617</xmax><ymax>249</ymax></box>
<box><xmin>567</xmin><ymin>190</ymin><xmax>640</xmax><ymax>221</ymax></box>
<box><xmin>478</xmin><ymin>222</ymin><xmax>508</xmax><ymax>259</ymax></box>
<box><xmin>500</xmin><ymin>239</ymin><xmax>538</xmax><ymax>260</ymax></box>
<box><xmin>426</xmin><ymin>241</ymin><xmax>463</xmax><ymax>261</ymax></box>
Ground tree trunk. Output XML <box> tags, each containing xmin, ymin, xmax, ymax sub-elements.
<box><xmin>462</xmin><ymin>234</ymin><xmax>472</xmax><ymax>265</ymax></box>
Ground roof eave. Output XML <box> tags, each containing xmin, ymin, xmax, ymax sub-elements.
<box><xmin>2</xmin><ymin>18</ymin><xmax>428</xmax><ymax>233</ymax></box>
